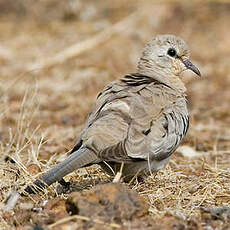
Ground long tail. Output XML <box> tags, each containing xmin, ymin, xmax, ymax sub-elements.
<box><xmin>24</xmin><ymin>147</ymin><xmax>98</xmax><ymax>194</ymax></box>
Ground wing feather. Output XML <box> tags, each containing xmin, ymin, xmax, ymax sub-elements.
<box><xmin>75</xmin><ymin>73</ymin><xmax>188</xmax><ymax>164</ymax></box>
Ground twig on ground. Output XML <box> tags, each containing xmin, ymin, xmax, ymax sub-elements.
<box><xmin>48</xmin><ymin>214</ymin><xmax>121</xmax><ymax>229</ymax></box>
<box><xmin>4</xmin><ymin>191</ymin><xmax>20</xmax><ymax>211</ymax></box>
<box><xmin>113</xmin><ymin>162</ymin><xmax>124</xmax><ymax>183</ymax></box>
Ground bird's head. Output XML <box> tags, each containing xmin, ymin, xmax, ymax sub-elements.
<box><xmin>138</xmin><ymin>34</ymin><xmax>201</xmax><ymax>78</ymax></box>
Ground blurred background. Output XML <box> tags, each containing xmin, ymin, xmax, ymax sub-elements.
<box><xmin>0</xmin><ymin>0</ymin><xmax>230</xmax><ymax>155</ymax></box>
<box><xmin>1</xmin><ymin>0</ymin><xmax>230</xmax><ymax>228</ymax></box>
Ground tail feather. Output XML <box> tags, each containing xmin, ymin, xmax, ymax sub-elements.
<box><xmin>24</xmin><ymin>147</ymin><xmax>98</xmax><ymax>194</ymax></box>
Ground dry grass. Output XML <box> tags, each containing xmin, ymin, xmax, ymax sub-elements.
<box><xmin>1</xmin><ymin>0</ymin><xmax>230</xmax><ymax>229</ymax></box>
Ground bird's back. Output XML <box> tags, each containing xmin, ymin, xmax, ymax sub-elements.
<box><xmin>75</xmin><ymin>73</ymin><xmax>189</xmax><ymax>177</ymax></box>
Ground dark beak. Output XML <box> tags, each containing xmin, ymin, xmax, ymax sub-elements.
<box><xmin>183</xmin><ymin>59</ymin><xmax>201</xmax><ymax>76</ymax></box>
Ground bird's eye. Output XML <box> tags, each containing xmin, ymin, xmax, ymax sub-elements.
<box><xmin>167</xmin><ymin>48</ymin><xmax>177</xmax><ymax>57</ymax></box>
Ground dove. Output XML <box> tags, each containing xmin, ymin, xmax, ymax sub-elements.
<box><xmin>24</xmin><ymin>34</ymin><xmax>200</xmax><ymax>194</ymax></box>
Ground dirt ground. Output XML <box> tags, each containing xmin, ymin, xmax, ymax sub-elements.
<box><xmin>1</xmin><ymin>0</ymin><xmax>230</xmax><ymax>229</ymax></box>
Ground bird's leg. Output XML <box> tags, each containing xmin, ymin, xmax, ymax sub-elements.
<box><xmin>58</xmin><ymin>178</ymin><xmax>70</xmax><ymax>190</ymax></box>
<box><xmin>112</xmin><ymin>162</ymin><xmax>124</xmax><ymax>183</ymax></box>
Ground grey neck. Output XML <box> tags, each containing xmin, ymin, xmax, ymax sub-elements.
<box><xmin>137</xmin><ymin>60</ymin><xmax>186</xmax><ymax>94</ymax></box>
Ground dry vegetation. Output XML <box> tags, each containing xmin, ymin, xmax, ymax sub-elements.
<box><xmin>1</xmin><ymin>0</ymin><xmax>230</xmax><ymax>229</ymax></box>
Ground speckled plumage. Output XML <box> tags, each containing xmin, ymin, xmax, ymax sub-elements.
<box><xmin>25</xmin><ymin>34</ymin><xmax>200</xmax><ymax>193</ymax></box>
